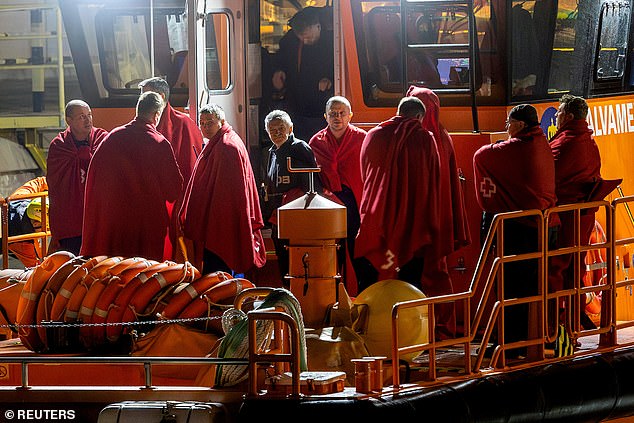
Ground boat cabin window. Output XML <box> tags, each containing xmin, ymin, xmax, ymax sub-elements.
<box><xmin>351</xmin><ymin>0</ymin><xmax>498</xmax><ymax>107</ymax></box>
<box><xmin>96</xmin><ymin>8</ymin><xmax>188</xmax><ymax>98</ymax></box>
<box><xmin>205</xmin><ymin>13</ymin><xmax>231</xmax><ymax>92</ymax></box>
<box><xmin>595</xmin><ymin>2</ymin><xmax>631</xmax><ymax>82</ymax></box>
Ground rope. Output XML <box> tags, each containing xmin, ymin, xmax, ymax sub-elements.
<box><xmin>214</xmin><ymin>288</ymin><xmax>307</xmax><ymax>387</ymax></box>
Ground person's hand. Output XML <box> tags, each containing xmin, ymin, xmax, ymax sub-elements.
<box><xmin>318</xmin><ymin>77</ymin><xmax>332</xmax><ymax>92</ymax></box>
<box><xmin>272</xmin><ymin>70</ymin><xmax>286</xmax><ymax>90</ymax></box>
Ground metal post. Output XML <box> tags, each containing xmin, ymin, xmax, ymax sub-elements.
<box><xmin>31</xmin><ymin>8</ymin><xmax>45</xmax><ymax>112</ymax></box>
<box><xmin>150</xmin><ymin>0</ymin><xmax>155</xmax><ymax>76</ymax></box>
<box><xmin>56</xmin><ymin>6</ymin><xmax>65</xmax><ymax>127</ymax></box>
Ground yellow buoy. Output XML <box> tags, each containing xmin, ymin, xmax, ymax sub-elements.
<box><xmin>353</xmin><ymin>280</ymin><xmax>428</xmax><ymax>361</ymax></box>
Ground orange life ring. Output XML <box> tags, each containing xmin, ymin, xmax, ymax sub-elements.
<box><xmin>16</xmin><ymin>251</ymin><xmax>75</xmax><ymax>351</ymax></box>
<box><xmin>0</xmin><ymin>269</ymin><xmax>33</xmax><ymax>336</ymax></box>
<box><xmin>35</xmin><ymin>256</ymin><xmax>88</xmax><ymax>344</ymax></box>
<box><xmin>118</xmin><ymin>262</ymin><xmax>201</xmax><ymax>335</ymax></box>
<box><xmin>178</xmin><ymin>278</ymin><xmax>255</xmax><ymax>320</ymax></box>
<box><xmin>105</xmin><ymin>261</ymin><xmax>176</xmax><ymax>342</ymax></box>
<box><xmin>48</xmin><ymin>256</ymin><xmax>108</xmax><ymax>322</ymax></box>
<box><xmin>64</xmin><ymin>256</ymin><xmax>123</xmax><ymax>322</ymax></box>
<box><xmin>89</xmin><ymin>260</ymin><xmax>163</xmax><ymax>346</ymax></box>
<box><xmin>78</xmin><ymin>258</ymin><xmax>155</xmax><ymax>347</ymax></box>
<box><xmin>160</xmin><ymin>271</ymin><xmax>232</xmax><ymax>320</ymax></box>
<box><xmin>583</xmin><ymin>221</ymin><xmax>607</xmax><ymax>318</ymax></box>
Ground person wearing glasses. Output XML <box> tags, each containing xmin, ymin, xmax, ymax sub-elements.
<box><xmin>179</xmin><ymin>104</ymin><xmax>266</xmax><ymax>275</ymax></box>
<box><xmin>355</xmin><ymin>97</ymin><xmax>441</xmax><ymax>292</ymax></box>
<box><xmin>309</xmin><ymin>96</ymin><xmax>366</xmax><ymax>293</ymax></box>
<box><xmin>473</xmin><ymin>104</ymin><xmax>556</xmax><ymax>359</ymax></box>
<box><xmin>264</xmin><ymin>109</ymin><xmax>322</xmax><ymax>282</ymax></box>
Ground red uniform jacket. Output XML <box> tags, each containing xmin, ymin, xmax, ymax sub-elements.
<box><xmin>47</xmin><ymin>127</ymin><xmax>107</xmax><ymax>241</ymax></box>
<box><xmin>180</xmin><ymin>123</ymin><xmax>266</xmax><ymax>273</ymax></box>
<box><xmin>157</xmin><ymin>103</ymin><xmax>204</xmax><ymax>186</ymax></box>
<box><xmin>309</xmin><ymin>124</ymin><xmax>366</xmax><ymax>207</ymax></box>
<box><xmin>550</xmin><ymin>119</ymin><xmax>601</xmax><ymax>204</ymax></box>
<box><xmin>355</xmin><ymin>116</ymin><xmax>441</xmax><ymax>271</ymax></box>
<box><xmin>473</xmin><ymin>125</ymin><xmax>556</xmax><ymax>213</ymax></box>
<box><xmin>408</xmin><ymin>86</ymin><xmax>471</xmax><ymax>257</ymax></box>
<box><xmin>81</xmin><ymin>119</ymin><xmax>183</xmax><ymax>261</ymax></box>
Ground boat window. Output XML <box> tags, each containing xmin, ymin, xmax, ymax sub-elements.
<box><xmin>509</xmin><ymin>0</ymin><xmax>583</xmax><ymax>100</ymax></box>
<box><xmin>595</xmin><ymin>2</ymin><xmax>631</xmax><ymax>81</ymax></box>
<box><xmin>351</xmin><ymin>0</ymin><xmax>497</xmax><ymax>107</ymax></box>
<box><xmin>95</xmin><ymin>7</ymin><xmax>188</xmax><ymax>99</ymax></box>
<box><xmin>205</xmin><ymin>13</ymin><xmax>231</xmax><ymax>92</ymax></box>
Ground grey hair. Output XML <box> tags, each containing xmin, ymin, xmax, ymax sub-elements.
<box><xmin>65</xmin><ymin>99</ymin><xmax>90</xmax><ymax>117</ymax></box>
<box><xmin>265</xmin><ymin>109</ymin><xmax>293</xmax><ymax>129</ymax></box>
<box><xmin>138</xmin><ymin>76</ymin><xmax>170</xmax><ymax>100</ymax></box>
<box><xmin>325</xmin><ymin>96</ymin><xmax>351</xmax><ymax>113</ymax></box>
<box><xmin>200</xmin><ymin>103</ymin><xmax>225</xmax><ymax>121</ymax></box>
<box><xmin>136</xmin><ymin>91</ymin><xmax>165</xmax><ymax>120</ymax></box>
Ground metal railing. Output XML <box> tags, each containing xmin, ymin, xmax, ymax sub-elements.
<box><xmin>1</xmin><ymin>190</ymin><xmax>50</xmax><ymax>269</ymax></box>
<box><xmin>391</xmin><ymin>200</ymin><xmax>622</xmax><ymax>387</ymax></box>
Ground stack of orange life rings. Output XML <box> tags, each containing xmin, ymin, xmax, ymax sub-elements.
<box><xmin>8</xmin><ymin>253</ymin><xmax>258</xmax><ymax>352</ymax></box>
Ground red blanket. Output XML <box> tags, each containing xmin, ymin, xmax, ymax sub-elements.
<box><xmin>550</xmin><ymin>119</ymin><xmax>601</xmax><ymax>204</ymax></box>
<box><xmin>180</xmin><ymin>123</ymin><xmax>266</xmax><ymax>273</ymax></box>
<box><xmin>309</xmin><ymin>124</ymin><xmax>365</xmax><ymax>207</ymax></box>
<box><xmin>474</xmin><ymin>125</ymin><xmax>556</xmax><ymax>213</ymax></box>
<box><xmin>157</xmin><ymin>103</ymin><xmax>203</xmax><ymax>185</ymax></box>
<box><xmin>408</xmin><ymin>86</ymin><xmax>471</xmax><ymax>257</ymax></box>
<box><xmin>81</xmin><ymin>119</ymin><xmax>183</xmax><ymax>261</ymax></box>
<box><xmin>355</xmin><ymin>116</ymin><xmax>441</xmax><ymax>271</ymax></box>
<box><xmin>47</xmin><ymin>127</ymin><xmax>107</xmax><ymax>240</ymax></box>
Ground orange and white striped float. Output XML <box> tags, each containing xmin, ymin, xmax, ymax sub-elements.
<box><xmin>178</xmin><ymin>278</ymin><xmax>255</xmax><ymax>320</ymax></box>
<box><xmin>78</xmin><ymin>258</ymin><xmax>156</xmax><ymax>347</ymax></box>
<box><xmin>49</xmin><ymin>256</ymin><xmax>115</xmax><ymax>322</ymax></box>
<box><xmin>160</xmin><ymin>271</ymin><xmax>232</xmax><ymax>320</ymax></box>
<box><xmin>583</xmin><ymin>221</ymin><xmax>607</xmax><ymax>320</ymax></box>
<box><xmin>16</xmin><ymin>251</ymin><xmax>75</xmax><ymax>351</ymax></box>
<box><xmin>63</xmin><ymin>257</ymin><xmax>125</xmax><ymax>322</ymax></box>
<box><xmin>113</xmin><ymin>262</ymin><xmax>200</xmax><ymax>341</ymax></box>
<box><xmin>0</xmin><ymin>268</ymin><xmax>33</xmax><ymax>337</ymax></box>
<box><xmin>104</xmin><ymin>261</ymin><xmax>176</xmax><ymax>342</ymax></box>
<box><xmin>89</xmin><ymin>261</ymin><xmax>164</xmax><ymax>346</ymax></box>
<box><xmin>35</xmin><ymin>256</ymin><xmax>89</xmax><ymax>343</ymax></box>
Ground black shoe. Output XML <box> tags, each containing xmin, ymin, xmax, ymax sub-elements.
<box><xmin>580</xmin><ymin>312</ymin><xmax>597</xmax><ymax>330</ymax></box>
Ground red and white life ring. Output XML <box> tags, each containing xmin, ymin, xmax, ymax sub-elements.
<box><xmin>178</xmin><ymin>278</ymin><xmax>255</xmax><ymax>320</ymax></box>
<box><xmin>90</xmin><ymin>260</ymin><xmax>163</xmax><ymax>346</ymax></box>
<box><xmin>36</xmin><ymin>256</ymin><xmax>89</xmax><ymax>344</ymax></box>
<box><xmin>104</xmin><ymin>261</ymin><xmax>177</xmax><ymax>342</ymax></box>
<box><xmin>117</xmin><ymin>262</ymin><xmax>201</xmax><ymax>337</ymax></box>
<box><xmin>160</xmin><ymin>271</ymin><xmax>232</xmax><ymax>320</ymax></box>
<box><xmin>63</xmin><ymin>257</ymin><xmax>124</xmax><ymax>322</ymax></box>
<box><xmin>583</xmin><ymin>221</ymin><xmax>607</xmax><ymax>321</ymax></box>
<box><xmin>16</xmin><ymin>251</ymin><xmax>75</xmax><ymax>351</ymax></box>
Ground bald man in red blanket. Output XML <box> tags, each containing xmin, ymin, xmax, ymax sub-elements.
<box><xmin>179</xmin><ymin>104</ymin><xmax>266</xmax><ymax>275</ymax></box>
<box><xmin>81</xmin><ymin>92</ymin><xmax>183</xmax><ymax>261</ymax></box>
<box><xmin>47</xmin><ymin>100</ymin><xmax>108</xmax><ymax>254</ymax></box>
<box><xmin>474</xmin><ymin>104</ymin><xmax>556</xmax><ymax>357</ymax></box>
<box><xmin>355</xmin><ymin>96</ymin><xmax>441</xmax><ymax>292</ymax></box>
<box><xmin>309</xmin><ymin>96</ymin><xmax>366</xmax><ymax>291</ymax></box>
<box><xmin>407</xmin><ymin>86</ymin><xmax>471</xmax><ymax>339</ymax></box>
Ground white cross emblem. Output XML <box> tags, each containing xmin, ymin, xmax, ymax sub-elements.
<box><xmin>480</xmin><ymin>177</ymin><xmax>497</xmax><ymax>198</ymax></box>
